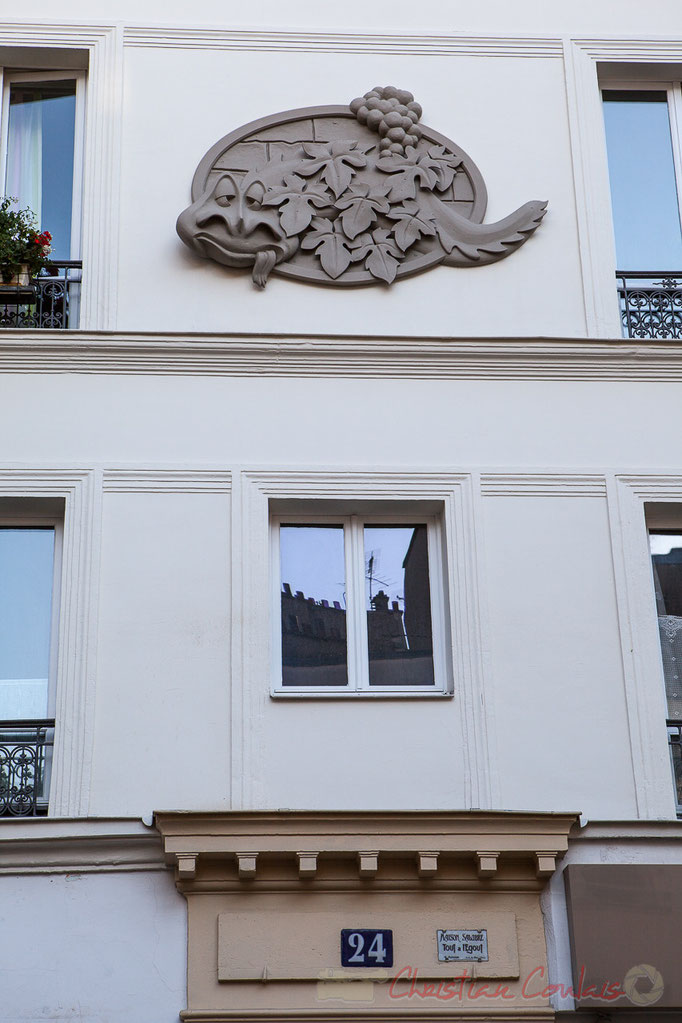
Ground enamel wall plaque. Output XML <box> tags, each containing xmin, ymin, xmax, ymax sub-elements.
<box><xmin>177</xmin><ymin>86</ymin><xmax>547</xmax><ymax>288</ymax></box>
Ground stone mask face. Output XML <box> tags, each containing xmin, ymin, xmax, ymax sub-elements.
<box><xmin>177</xmin><ymin>167</ymin><xmax>301</xmax><ymax>287</ymax></box>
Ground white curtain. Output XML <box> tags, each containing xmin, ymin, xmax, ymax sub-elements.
<box><xmin>5</xmin><ymin>89</ymin><xmax>42</xmax><ymax>223</ymax></box>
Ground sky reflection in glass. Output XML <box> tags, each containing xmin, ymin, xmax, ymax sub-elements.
<box><xmin>603</xmin><ymin>91</ymin><xmax>682</xmax><ymax>270</ymax></box>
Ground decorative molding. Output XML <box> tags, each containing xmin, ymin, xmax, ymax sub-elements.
<box><xmin>155</xmin><ymin>809</ymin><xmax>577</xmax><ymax>891</ymax></box>
<box><xmin>605</xmin><ymin>474</ymin><xmax>682</xmax><ymax>819</ymax></box>
<box><xmin>102</xmin><ymin>469</ymin><xmax>232</xmax><ymax>493</ymax></box>
<box><xmin>0</xmin><ymin>23</ymin><xmax>123</xmax><ymax>330</ymax></box>
<box><xmin>0</xmin><ymin>468</ymin><xmax>100</xmax><ymax>817</ymax></box>
<box><xmin>3</xmin><ymin>334</ymin><xmax>682</xmax><ymax>380</ymax></box>
<box><xmin>0</xmin><ymin>817</ymin><xmax>164</xmax><ymax>874</ymax></box>
<box><xmin>238</xmin><ymin>470</ymin><xmax>491</xmax><ymax>811</ymax></box>
<box><xmin>570</xmin><ymin>819</ymin><xmax>682</xmax><ymax>842</ymax></box>
<box><xmin>124</xmin><ymin>26</ymin><xmax>563</xmax><ymax>58</ymax></box>
<box><xmin>181</xmin><ymin>1011</ymin><xmax>557</xmax><ymax>1023</ymax></box>
<box><xmin>480</xmin><ymin>474</ymin><xmax>607</xmax><ymax>497</ymax></box>
<box><xmin>563</xmin><ymin>37</ymin><xmax>682</xmax><ymax>340</ymax></box>
<box><xmin>572</xmin><ymin>38</ymin><xmax>682</xmax><ymax>62</ymax></box>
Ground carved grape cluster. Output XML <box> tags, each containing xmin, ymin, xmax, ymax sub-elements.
<box><xmin>350</xmin><ymin>86</ymin><xmax>423</xmax><ymax>155</ymax></box>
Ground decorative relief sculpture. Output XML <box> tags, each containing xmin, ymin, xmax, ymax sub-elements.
<box><xmin>176</xmin><ymin>86</ymin><xmax>547</xmax><ymax>288</ymax></box>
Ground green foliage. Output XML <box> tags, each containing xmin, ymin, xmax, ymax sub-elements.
<box><xmin>0</xmin><ymin>197</ymin><xmax>53</xmax><ymax>283</ymax></box>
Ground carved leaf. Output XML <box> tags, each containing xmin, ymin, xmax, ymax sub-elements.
<box><xmin>422</xmin><ymin>145</ymin><xmax>463</xmax><ymax>192</ymax></box>
<box><xmin>298</xmin><ymin>140</ymin><xmax>370</xmax><ymax>198</ymax></box>
<box><xmin>351</xmin><ymin>229</ymin><xmax>402</xmax><ymax>284</ymax></box>
<box><xmin>386</xmin><ymin>199</ymin><xmax>436</xmax><ymax>251</ymax></box>
<box><xmin>263</xmin><ymin>175</ymin><xmax>331</xmax><ymax>236</ymax></box>
<box><xmin>300</xmin><ymin>217</ymin><xmax>354</xmax><ymax>279</ymax></box>
<box><xmin>376</xmin><ymin>145</ymin><xmax>463</xmax><ymax>201</ymax></box>
<box><xmin>335</xmin><ymin>183</ymin><xmax>391</xmax><ymax>240</ymax></box>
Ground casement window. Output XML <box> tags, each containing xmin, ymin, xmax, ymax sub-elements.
<box><xmin>0</xmin><ymin>69</ymin><xmax>85</xmax><ymax>327</ymax></box>
<box><xmin>602</xmin><ymin>85</ymin><xmax>682</xmax><ymax>338</ymax></box>
<box><xmin>1</xmin><ymin>71</ymin><xmax>85</xmax><ymax>260</ymax></box>
<box><xmin>0</xmin><ymin>501</ymin><xmax>62</xmax><ymax>816</ymax></box>
<box><xmin>272</xmin><ymin>513</ymin><xmax>450</xmax><ymax>696</ymax></box>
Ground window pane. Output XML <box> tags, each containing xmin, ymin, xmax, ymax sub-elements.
<box><xmin>649</xmin><ymin>532</ymin><xmax>682</xmax><ymax>721</ymax></box>
<box><xmin>602</xmin><ymin>91</ymin><xmax>682</xmax><ymax>269</ymax></box>
<box><xmin>364</xmin><ymin>525</ymin><xmax>434</xmax><ymax>686</ymax></box>
<box><xmin>0</xmin><ymin>528</ymin><xmax>54</xmax><ymax>719</ymax></box>
<box><xmin>6</xmin><ymin>81</ymin><xmax>77</xmax><ymax>260</ymax></box>
<box><xmin>280</xmin><ymin>525</ymin><xmax>348</xmax><ymax>686</ymax></box>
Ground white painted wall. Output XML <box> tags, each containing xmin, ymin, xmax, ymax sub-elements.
<box><xmin>0</xmin><ymin>368</ymin><xmax>678</xmax><ymax>819</ymax></box>
<box><xmin>118</xmin><ymin>47</ymin><xmax>580</xmax><ymax>337</ymax></box>
<box><xmin>0</xmin><ymin>868</ymin><xmax>185</xmax><ymax>1023</ymax></box>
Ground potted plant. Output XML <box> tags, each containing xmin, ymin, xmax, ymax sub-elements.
<box><xmin>0</xmin><ymin>197</ymin><xmax>52</xmax><ymax>288</ymax></box>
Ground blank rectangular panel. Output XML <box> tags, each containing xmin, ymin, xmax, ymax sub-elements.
<box><xmin>364</xmin><ymin>525</ymin><xmax>434</xmax><ymax>686</ymax></box>
<box><xmin>0</xmin><ymin>528</ymin><xmax>55</xmax><ymax>719</ymax></box>
<box><xmin>6</xmin><ymin>80</ymin><xmax>77</xmax><ymax>260</ymax></box>
<box><xmin>602</xmin><ymin>91</ymin><xmax>682</xmax><ymax>269</ymax></box>
<box><xmin>280</xmin><ymin>525</ymin><xmax>348</xmax><ymax>686</ymax></box>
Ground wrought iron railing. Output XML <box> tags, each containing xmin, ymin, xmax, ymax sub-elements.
<box><xmin>617</xmin><ymin>271</ymin><xmax>682</xmax><ymax>340</ymax></box>
<box><xmin>0</xmin><ymin>719</ymin><xmax>54</xmax><ymax>817</ymax></box>
<box><xmin>0</xmin><ymin>261</ymin><xmax>82</xmax><ymax>329</ymax></box>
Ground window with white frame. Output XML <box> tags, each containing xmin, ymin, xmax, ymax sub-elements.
<box><xmin>272</xmin><ymin>512</ymin><xmax>450</xmax><ymax>695</ymax></box>
<box><xmin>0</xmin><ymin>499</ymin><xmax>62</xmax><ymax>816</ymax></box>
<box><xmin>602</xmin><ymin>83</ymin><xmax>682</xmax><ymax>339</ymax></box>
<box><xmin>602</xmin><ymin>86</ymin><xmax>682</xmax><ymax>271</ymax></box>
<box><xmin>1</xmin><ymin>70</ymin><xmax>85</xmax><ymax>261</ymax></box>
<box><xmin>0</xmin><ymin>68</ymin><xmax>85</xmax><ymax>328</ymax></box>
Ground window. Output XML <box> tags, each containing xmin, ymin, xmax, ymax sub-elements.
<box><xmin>602</xmin><ymin>85</ymin><xmax>682</xmax><ymax>338</ymax></box>
<box><xmin>0</xmin><ymin>501</ymin><xmax>62</xmax><ymax>816</ymax></box>
<box><xmin>0</xmin><ymin>70</ymin><xmax>85</xmax><ymax>327</ymax></box>
<box><xmin>272</xmin><ymin>513</ymin><xmax>450</xmax><ymax>696</ymax></box>
<box><xmin>649</xmin><ymin>527</ymin><xmax>682</xmax><ymax>814</ymax></box>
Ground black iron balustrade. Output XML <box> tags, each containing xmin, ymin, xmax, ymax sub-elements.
<box><xmin>0</xmin><ymin>719</ymin><xmax>54</xmax><ymax>817</ymax></box>
<box><xmin>0</xmin><ymin>261</ymin><xmax>82</xmax><ymax>329</ymax></box>
<box><xmin>617</xmin><ymin>271</ymin><xmax>682</xmax><ymax>340</ymax></box>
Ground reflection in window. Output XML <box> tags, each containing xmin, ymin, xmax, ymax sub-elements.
<box><xmin>650</xmin><ymin>532</ymin><xmax>682</xmax><ymax>811</ymax></box>
<box><xmin>364</xmin><ymin>526</ymin><xmax>434</xmax><ymax>686</ymax></box>
<box><xmin>0</xmin><ymin>528</ymin><xmax>55</xmax><ymax>719</ymax></box>
<box><xmin>602</xmin><ymin>91</ymin><xmax>682</xmax><ymax>269</ymax></box>
<box><xmin>280</xmin><ymin>525</ymin><xmax>348</xmax><ymax>686</ymax></box>
<box><xmin>6</xmin><ymin>80</ymin><xmax>77</xmax><ymax>260</ymax></box>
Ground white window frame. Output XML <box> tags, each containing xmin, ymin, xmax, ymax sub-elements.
<box><xmin>601</xmin><ymin>80</ymin><xmax>682</xmax><ymax>266</ymax></box>
<box><xmin>271</xmin><ymin>511</ymin><xmax>449</xmax><ymax>697</ymax></box>
<box><xmin>0</xmin><ymin>68</ymin><xmax>86</xmax><ymax>261</ymax></box>
<box><xmin>0</xmin><ymin>510</ymin><xmax>63</xmax><ymax>723</ymax></box>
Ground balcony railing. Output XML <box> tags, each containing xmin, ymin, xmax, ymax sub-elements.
<box><xmin>617</xmin><ymin>271</ymin><xmax>682</xmax><ymax>340</ymax></box>
<box><xmin>0</xmin><ymin>261</ymin><xmax>82</xmax><ymax>329</ymax></box>
<box><xmin>0</xmin><ymin>719</ymin><xmax>54</xmax><ymax>817</ymax></box>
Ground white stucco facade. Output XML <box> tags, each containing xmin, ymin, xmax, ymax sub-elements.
<box><xmin>2</xmin><ymin>3</ymin><xmax>682</xmax><ymax>1021</ymax></box>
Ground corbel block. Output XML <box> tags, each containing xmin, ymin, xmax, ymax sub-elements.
<box><xmin>535</xmin><ymin>852</ymin><xmax>557</xmax><ymax>878</ymax></box>
<box><xmin>297</xmin><ymin>851</ymin><xmax>319</xmax><ymax>878</ymax></box>
<box><xmin>358</xmin><ymin>851</ymin><xmax>379</xmax><ymax>878</ymax></box>
<box><xmin>237</xmin><ymin>852</ymin><xmax>258</xmax><ymax>879</ymax></box>
<box><xmin>476</xmin><ymin>851</ymin><xmax>499</xmax><ymax>877</ymax></box>
<box><xmin>177</xmin><ymin>854</ymin><xmax>197</xmax><ymax>879</ymax></box>
<box><xmin>417</xmin><ymin>851</ymin><xmax>439</xmax><ymax>877</ymax></box>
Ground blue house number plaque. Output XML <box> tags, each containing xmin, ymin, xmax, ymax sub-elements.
<box><xmin>341</xmin><ymin>929</ymin><xmax>393</xmax><ymax>967</ymax></box>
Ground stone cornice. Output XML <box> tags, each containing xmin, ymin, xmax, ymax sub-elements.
<box><xmin>0</xmin><ymin>817</ymin><xmax>164</xmax><ymax>874</ymax></box>
<box><xmin>155</xmin><ymin>810</ymin><xmax>578</xmax><ymax>889</ymax></box>
<box><xmin>1</xmin><ymin>332</ymin><xmax>682</xmax><ymax>380</ymax></box>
